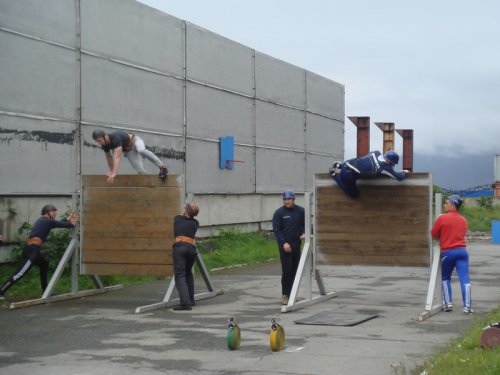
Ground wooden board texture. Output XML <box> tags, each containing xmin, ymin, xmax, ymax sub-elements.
<box><xmin>80</xmin><ymin>175</ymin><xmax>183</xmax><ymax>276</ymax></box>
<box><xmin>315</xmin><ymin>173</ymin><xmax>431</xmax><ymax>267</ymax></box>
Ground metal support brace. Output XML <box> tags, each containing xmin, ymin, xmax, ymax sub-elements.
<box><xmin>135</xmin><ymin>252</ymin><xmax>223</xmax><ymax>313</ymax></box>
<box><xmin>281</xmin><ymin>192</ymin><xmax>337</xmax><ymax>313</ymax></box>
<box><xmin>419</xmin><ymin>193</ymin><xmax>444</xmax><ymax>321</ymax></box>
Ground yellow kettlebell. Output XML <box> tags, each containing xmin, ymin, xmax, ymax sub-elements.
<box><xmin>269</xmin><ymin>317</ymin><xmax>285</xmax><ymax>351</ymax></box>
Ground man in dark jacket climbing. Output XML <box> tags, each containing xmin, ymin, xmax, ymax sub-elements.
<box><xmin>329</xmin><ymin>150</ymin><xmax>409</xmax><ymax>198</ymax></box>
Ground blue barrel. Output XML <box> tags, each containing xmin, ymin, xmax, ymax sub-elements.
<box><xmin>492</xmin><ymin>221</ymin><xmax>500</xmax><ymax>244</ymax></box>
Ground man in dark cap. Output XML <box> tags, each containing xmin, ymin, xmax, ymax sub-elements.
<box><xmin>272</xmin><ymin>190</ymin><xmax>305</xmax><ymax>305</ymax></box>
<box><xmin>0</xmin><ymin>205</ymin><xmax>77</xmax><ymax>300</ymax></box>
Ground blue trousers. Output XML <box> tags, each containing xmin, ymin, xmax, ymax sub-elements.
<box><xmin>440</xmin><ymin>248</ymin><xmax>471</xmax><ymax>308</ymax></box>
<box><xmin>333</xmin><ymin>164</ymin><xmax>359</xmax><ymax>198</ymax></box>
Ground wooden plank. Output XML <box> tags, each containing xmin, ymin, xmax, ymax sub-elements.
<box><xmin>85</xmin><ymin>216</ymin><xmax>172</xmax><ymax>237</ymax></box>
<box><xmin>83</xmin><ymin>250</ymin><xmax>172</xmax><ymax>264</ymax></box>
<box><xmin>317</xmin><ymin>238</ymin><xmax>429</xmax><ymax>249</ymax></box>
<box><xmin>83</xmin><ymin>187</ymin><xmax>175</xmax><ymax>201</ymax></box>
<box><xmin>317</xmin><ymin>253</ymin><xmax>429</xmax><ymax>267</ymax></box>
<box><xmin>82</xmin><ymin>201</ymin><xmax>176</xmax><ymax>216</ymax></box>
<box><xmin>82</xmin><ymin>263</ymin><xmax>173</xmax><ymax>276</ymax></box>
<box><xmin>82</xmin><ymin>237</ymin><xmax>175</xmax><ymax>251</ymax></box>
<box><xmin>83</xmin><ymin>229</ymin><xmax>170</xmax><ymax>238</ymax></box>
<box><xmin>315</xmin><ymin>172</ymin><xmax>431</xmax><ymax>267</ymax></box>
<box><xmin>82</xmin><ymin>174</ymin><xmax>182</xmax><ymax>188</ymax></box>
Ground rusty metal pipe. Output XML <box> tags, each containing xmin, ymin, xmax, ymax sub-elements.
<box><xmin>348</xmin><ymin>116</ymin><xmax>370</xmax><ymax>158</ymax></box>
<box><xmin>396</xmin><ymin>129</ymin><xmax>414</xmax><ymax>172</ymax></box>
<box><xmin>375</xmin><ymin>122</ymin><xmax>395</xmax><ymax>154</ymax></box>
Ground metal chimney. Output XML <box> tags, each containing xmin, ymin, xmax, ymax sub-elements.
<box><xmin>396</xmin><ymin>129</ymin><xmax>414</xmax><ymax>172</ymax></box>
<box><xmin>375</xmin><ymin>122</ymin><xmax>395</xmax><ymax>153</ymax></box>
<box><xmin>348</xmin><ymin>116</ymin><xmax>370</xmax><ymax>158</ymax></box>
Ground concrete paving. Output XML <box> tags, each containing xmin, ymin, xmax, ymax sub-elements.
<box><xmin>1</xmin><ymin>239</ymin><xmax>499</xmax><ymax>375</ymax></box>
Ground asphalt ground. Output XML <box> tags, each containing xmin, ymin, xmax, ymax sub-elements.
<box><xmin>1</xmin><ymin>239</ymin><xmax>499</xmax><ymax>375</ymax></box>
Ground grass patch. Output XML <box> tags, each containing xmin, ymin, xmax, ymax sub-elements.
<box><xmin>0</xmin><ymin>228</ymin><xmax>278</xmax><ymax>301</ymax></box>
<box><xmin>197</xmin><ymin>228</ymin><xmax>278</xmax><ymax>270</ymax></box>
<box><xmin>461</xmin><ymin>205</ymin><xmax>500</xmax><ymax>232</ymax></box>
<box><xmin>414</xmin><ymin>307</ymin><xmax>500</xmax><ymax>375</ymax></box>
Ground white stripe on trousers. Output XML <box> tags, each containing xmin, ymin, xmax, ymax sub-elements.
<box><xmin>442</xmin><ymin>280</ymin><xmax>452</xmax><ymax>305</ymax></box>
<box><xmin>13</xmin><ymin>260</ymin><xmax>32</xmax><ymax>281</ymax></box>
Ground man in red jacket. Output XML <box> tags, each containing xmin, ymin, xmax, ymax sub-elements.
<box><xmin>431</xmin><ymin>194</ymin><xmax>472</xmax><ymax>314</ymax></box>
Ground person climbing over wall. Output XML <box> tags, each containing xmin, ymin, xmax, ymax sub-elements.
<box><xmin>431</xmin><ymin>194</ymin><xmax>473</xmax><ymax>314</ymax></box>
<box><xmin>328</xmin><ymin>150</ymin><xmax>409</xmax><ymax>198</ymax></box>
<box><xmin>92</xmin><ymin>129</ymin><xmax>168</xmax><ymax>184</ymax></box>
<box><xmin>272</xmin><ymin>190</ymin><xmax>305</xmax><ymax>306</ymax></box>
<box><xmin>171</xmin><ymin>202</ymin><xmax>200</xmax><ymax>311</ymax></box>
<box><xmin>0</xmin><ymin>205</ymin><xmax>77</xmax><ymax>301</ymax></box>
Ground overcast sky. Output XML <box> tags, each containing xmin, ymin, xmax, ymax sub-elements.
<box><xmin>138</xmin><ymin>0</ymin><xmax>499</xmax><ymax>167</ymax></box>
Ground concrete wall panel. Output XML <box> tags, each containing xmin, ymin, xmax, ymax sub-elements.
<box><xmin>306</xmin><ymin>72</ymin><xmax>344</xmax><ymax>119</ymax></box>
<box><xmin>195</xmin><ymin>194</ymin><xmax>262</xmax><ymax>226</ymax></box>
<box><xmin>81</xmin><ymin>55</ymin><xmax>184</xmax><ymax>132</ymax></box>
<box><xmin>80</xmin><ymin>0</ymin><xmax>184</xmax><ymax>75</ymax></box>
<box><xmin>256</xmin><ymin>102</ymin><xmax>304</xmax><ymax>150</ymax></box>
<box><xmin>255</xmin><ymin>52</ymin><xmax>305</xmax><ymax>108</ymax></box>
<box><xmin>0</xmin><ymin>0</ymin><xmax>77</xmax><ymax>47</ymax></box>
<box><xmin>0</xmin><ymin>32</ymin><xmax>78</xmax><ymax>119</ymax></box>
<box><xmin>0</xmin><ymin>115</ymin><xmax>77</xmax><ymax>194</ymax></box>
<box><xmin>306</xmin><ymin>114</ymin><xmax>343</xmax><ymax>154</ymax></box>
<box><xmin>186</xmin><ymin>83</ymin><xmax>254</xmax><ymax>143</ymax></box>
<box><xmin>495</xmin><ymin>155</ymin><xmax>500</xmax><ymax>181</ymax></box>
<box><xmin>186</xmin><ymin>139</ymin><xmax>255</xmax><ymax>194</ymax></box>
<box><xmin>306</xmin><ymin>154</ymin><xmax>338</xmax><ymax>190</ymax></box>
<box><xmin>186</xmin><ymin>23</ymin><xmax>254</xmax><ymax>95</ymax></box>
<box><xmin>256</xmin><ymin>149</ymin><xmax>305</xmax><ymax>193</ymax></box>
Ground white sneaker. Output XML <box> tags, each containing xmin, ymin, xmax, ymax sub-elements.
<box><xmin>443</xmin><ymin>303</ymin><xmax>453</xmax><ymax>312</ymax></box>
<box><xmin>463</xmin><ymin>307</ymin><xmax>473</xmax><ymax>314</ymax></box>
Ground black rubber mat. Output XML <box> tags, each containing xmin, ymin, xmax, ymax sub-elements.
<box><xmin>294</xmin><ymin>310</ymin><xmax>378</xmax><ymax>326</ymax></box>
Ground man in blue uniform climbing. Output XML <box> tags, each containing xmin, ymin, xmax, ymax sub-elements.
<box><xmin>329</xmin><ymin>150</ymin><xmax>410</xmax><ymax>198</ymax></box>
<box><xmin>272</xmin><ymin>190</ymin><xmax>305</xmax><ymax>305</ymax></box>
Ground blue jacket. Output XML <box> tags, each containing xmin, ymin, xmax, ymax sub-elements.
<box><xmin>29</xmin><ymin>216</ymin><xmax>74</xmax><ymax>242</ymax></box>
<box><xmin>272</xmin><ymin>204</ymin><xmax>305</xmax><ymax>249</ymax></box>
<box><xmin>345</xmin><ymin>151</ymin><xmax>406</xmax><ymax>180</ymax></box>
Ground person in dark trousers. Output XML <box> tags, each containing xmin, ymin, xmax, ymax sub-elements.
<box><xmin>431</xmin><ymin>194</ymin><xmax>473</xmax><ymax>314</ymax></box>
<box><xmin>0</xmin><ymin>204</ymin><xmax>77</xmax><ymax>300</ymax></box>
<box><xmin>92</xmin><ymin>129</ymin><xmax>168</xmax><ymax>184</ymax></box>
<box><xmin>172</xmin><ymin>202</ymin><xmax>200</xmax><ymax>311</ymax></box>
<box><xmin>329</xmin><ymin>150</ymin><xmax>409</xmax><ymax>198</ymax></box>
<box><xmin>272</xmin><ymin>190</ymin><xmax>305</xmax><ymax>305</ymax></box>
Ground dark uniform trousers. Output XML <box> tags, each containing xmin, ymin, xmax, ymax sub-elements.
<box><xmin>172</xmin><ymin>243</ymin><xmax>197</xmax><ymax>307</ymax></box>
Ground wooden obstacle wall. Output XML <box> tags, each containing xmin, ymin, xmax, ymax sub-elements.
<box><xmin>315</xmin><ymin>173</ymin><xmax>431</xmax><ymax>267</ymax></box>
<box><xmin>81</xmin><ymin>175</ymin><xmax>183</xmax><ymax>276</ymax></box>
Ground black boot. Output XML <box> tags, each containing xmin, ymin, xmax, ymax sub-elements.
<box><xmin>173</xmin><ymin>305</ymin><xmax>192</xmax><ymax>311</ymax></box>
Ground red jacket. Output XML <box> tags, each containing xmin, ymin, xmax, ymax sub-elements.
<box><xmin>431</xmin><ymin>210</ymin><xmax>468</xmax><ymax>251</ymax></box>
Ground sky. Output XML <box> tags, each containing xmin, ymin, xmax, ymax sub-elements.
<box><xmin>138</xmin><ymin>0</ymin><xmax>500</xmax><ymax>189</ymax></box>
